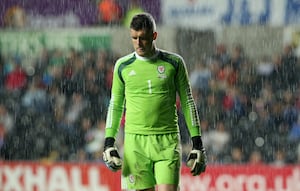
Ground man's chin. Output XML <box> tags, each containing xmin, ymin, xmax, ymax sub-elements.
<box><xmin>136</xmin><ymin>50</ymin><xmax>145</xmax><ymax>56</ymax></box>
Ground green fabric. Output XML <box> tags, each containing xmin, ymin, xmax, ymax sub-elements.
<box><xmin>105</xmin><ymin>50</ymin><xmax>201</xmax><ymax>138</ymax></box>
<box><xmin>122</xmin><ymin>133</ymin><xmax>181</xmax><ymax>190</ymax></box>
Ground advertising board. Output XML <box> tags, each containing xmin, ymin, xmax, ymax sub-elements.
<box><xmin>1</xmin><ymin>162</ymin><xmax>299</xmax><ymax>191</ymax></box>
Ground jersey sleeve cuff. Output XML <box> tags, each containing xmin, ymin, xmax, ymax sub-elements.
<box><xmin>189</xmin><ymin>127</ymin><xmax>201</xmax><ymax>137</ymax></box>
<box><xmin>105</xmin><ymin>128</ymin><xmax>119</xmax><ymax>138</ymax></box>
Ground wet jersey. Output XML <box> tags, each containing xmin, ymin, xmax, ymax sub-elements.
<box><xmin>105</xmin><ymin>49</ymin><xmax>201</xmax><ymax>138</ymax></box>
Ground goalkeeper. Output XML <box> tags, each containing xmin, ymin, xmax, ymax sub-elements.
<box><xmin>103</xmin><ymin>12</ymin><xmax>207</xmax><ymax>191</ymax></box>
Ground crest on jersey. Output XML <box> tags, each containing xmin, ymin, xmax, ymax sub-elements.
<box><xmin>157</xmin><ymin>66</ymin><xmax>165</xmax><ymax>74</ymax></box>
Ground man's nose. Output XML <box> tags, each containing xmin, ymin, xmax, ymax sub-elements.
<box><xmin>137</xmin><ymin>38</ymin><xmax>142</xmax><ymax>45</ymax></box>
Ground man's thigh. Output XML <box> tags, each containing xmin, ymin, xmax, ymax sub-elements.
<box><xmin>122</xmin><ymin>133</ymin><xmax>181</xmax><ymax>190</ymax></box>
<box><xmin>122</xmin><ymin>133</ymin><xmax>156</xmax><ymax>190</ymax></box>
<box><xmin>151</xmin><ymin>133</ymin><xmax>181</xmax><ymax>185</ymax></box>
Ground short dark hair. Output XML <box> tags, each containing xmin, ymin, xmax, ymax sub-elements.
<box><xmin>130</xmin><ymin>13</ymin><xmax>156</xmax><ymax>32</ymax></box>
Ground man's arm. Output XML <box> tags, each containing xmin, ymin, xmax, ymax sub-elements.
<box><xmin>175</xmin><ymin>57</ymin><xmax>201</xmax><ymax>137</ymax></box>
<box><xmin>175</xmin><ymin>57</ymin><xmax>207</xmax><ymax>175</ymax></box>
<box><xmin>105</xmin><ymin>62</ymin><xmax>125</xmax><ymax>138</ymax></box>
<box><xmin>103</xmin><ymin>61</ymin><xmax>125</xmax><ymax>172</ymax></box>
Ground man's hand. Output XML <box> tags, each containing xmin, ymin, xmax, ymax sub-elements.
<box><xmin>103</xmin><ymin>146</ymin><xmax>122</xmax><ymax>172</ymax></box>
<box><xmin>186</xmin><ymin>148</ymin><xmax>207</xmax><ymax>176</ymax></box>
<box><xmin>187</xmin><ymin>136</ymin><xmax>207</xmax><ymax>176</ymax></box>
<box><xmin>103</xmin><ymin>137</ymin><xmax>122</xmax><ymax>172</ymax></box>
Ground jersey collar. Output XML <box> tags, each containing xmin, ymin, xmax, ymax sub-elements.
<box><xmin>134</xmin><ymin>48</ymin><xmax>160</xmax><ymax>61</ymax></box>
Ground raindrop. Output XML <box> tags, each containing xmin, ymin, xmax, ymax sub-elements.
<box><xmin>255</xmin><ymin>137</ymin><xmax>264</xmax><ymax>147</ymax></box>
<box><xmin>248</xmin><ymin>111</ymin><xmax>257</xmax><ymax>122</ymax></box>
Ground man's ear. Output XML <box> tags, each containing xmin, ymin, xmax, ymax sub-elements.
<box><xmin>153</xmin><ymin>32</ymin><xmax>157</xmax><ymax>40</ymax></box>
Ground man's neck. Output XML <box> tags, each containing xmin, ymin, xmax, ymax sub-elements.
<box><xmin>135</xmin><ymin>48</ymin><xmax>159</xmax><ymax>61</ymax></box>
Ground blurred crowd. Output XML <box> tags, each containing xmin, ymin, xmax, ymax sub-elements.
<box><xmin>1</xmin><ymin>41</ymin><xmax>300</xmax><ymax>166</ymax></box>
<box><xmin>186</xmin><ymin>43</ymin><xmax>300</xmax><ymax>165</ymax></box>
<box><xmin>0</xmin><ymin>48</ymin><xmax>117</xmax><ymax>162</ymax></box>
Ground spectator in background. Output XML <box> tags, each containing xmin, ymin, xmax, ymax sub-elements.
<box><xmin>248</xmin><ymin>150</ymin><xmax>264</xmax><ymax>165</ymax></box>
<box><xmin>21</xmin><ymin>76</ymin><xmax>49</xmax><ymax>113</ymax></box>
<box><xmin>48</xmin><ymin>81</ymin><xmax>66</xmax><ymax>122</ymax></box>
<box><xmin>82</xmin><ymin>65</ymin><xmax>103</xmax><ymax>119</ymax></box>
<box><xmin>62</xmin><ymin>50</ymin><xmax>86</xmax><ymax>97</ymax></box>
<box><xmin>94</xmin><ymin>50</ymin><xmax>113</xmax><ymax>113</ymax></box>
<box><xmin>42</xmin><ymin>49</ymin><xmax>65</xmax><ymax>87</ymax></box>
<box><xmin>64</xmin><ymin>92</ymin><xmax>88</xmax><ymax>126</ymax></box>
<box><xmin>199</xmin><ymin>119</ymin><xmax>210</xmax><ymax>151</ymax></box>
<box><xmin>76</xmin><ymin>113</ymin><xmax>97</xmax><ymax>160</ymax></box>
<box><xmin>280</xmin><ymin>44</ymin><xmax>298</xmax><ymax>91</ymax></box>
<box><xmin>269</xmin><ymin>44</ymin><xmax>299</xmax><ymax>91</ymax></box>
<box><xmin>271</xmin><ymin>149</ymin><xmax>286</xmax><ymax>166</ymax></box>
<box><xmin>197</xmin><ymin>90</ymin><xmax>223</xmax><ymax>125</ymax></box>
<box><xmin>216</xmin><ymin>62</ymin><xmax>238</xmax><ymax>90</ymax></box>
<box><xmin>4</xmin><ymin>5</ymin><xmax>27</xmax><ymax>28</ymax></box>
<box><xmin>297</xmin><ymin>144</ymin><xmax>300</xmax><ymax>163</ymax></box>
<box><xmin>4</xmin><ymin>55</ymin><xmax>28</xmax><ymax>93</ymax></box>
<box><xmin>221</xmin><ymin>87</ymin><xmax>245</xmax><ymax>120</ymax></box>
<box><xmin>0</xmin><ymin>54</ymin><xmax>5</xmax><ymax>89</ymax></box>
<box><xmin>255</xmin><ymin>55</ymin><xmax>274</xmax><ymax>84</ymax></box>
<box><xmin>211</xmin><ymin>43</ymin><xmax>230</xmax><ymax>67</ymax></box>
<box><xmin>207</xmin><ymin>120</ymin><xmax>230</xmax><ymax>163</ymax></box>
<box><xmin>287</xmin><ymin>117</ymin><xmax>300</xmax><ymax>143</ymax></box>
<box><xmin>97</xmin><ymin>0</ymin><xmax>123</xmax><ymax>25</ymax></box>
<box><xmin>34</xmin><ymin>48</ymin><xmax>50</xmax><ymax>77</ymax></box>
<box><xmin>0</xmin><ymin>103</ymin><xmax>14</xmax><ymax>148</ymax></box>
<box><xmin>58</xmin><ymin>91</ymin><xmax>88</xmax><ymax>154</ymax></box>
<box><xmin>282</xmin><ymin>90</ymin><xmax>298</xmax><ymax>127</ymax></box>
<box><xmin>230</xmin><ymin>43</ymin><xmax>245</xmax><ymax>70</ymax></box>
<box><xmin>225</xmin><ymin>146</ymin><xmax>245</xmax><ymax>164</ymax></box>
<box><xmin>190</xmin><ymin>59</ymin><xmax>212</xmax><ymax>96</ymax></box>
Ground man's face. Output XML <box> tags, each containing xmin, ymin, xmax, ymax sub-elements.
<box><xmin>130</xmin><ymin>29</ymin><xmax>157</xmax><ymax>57</ymax></box>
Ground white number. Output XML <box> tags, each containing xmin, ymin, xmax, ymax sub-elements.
<box><xmin>147</xmin><ymin>80</ymin><xmax>152</xmax><ymax>94</ymax></box>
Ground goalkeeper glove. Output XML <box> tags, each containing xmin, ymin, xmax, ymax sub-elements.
<box><xmin>103</xmin><ymin>137</ymin><xmax>122</xmax><ymax>172</ymax></box>
<box><xmin>186</xmin><ymin>136</ymin><xmax>207</xmax><ymax>176</ymax></box>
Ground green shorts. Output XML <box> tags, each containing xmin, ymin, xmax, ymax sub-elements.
<box><xmin>121</xmin><ymin>133</ymin><xmax>181</xmax><ymax>190</ymax></box>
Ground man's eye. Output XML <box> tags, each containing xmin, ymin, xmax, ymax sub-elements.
<box><xmin>132</xmin><ymin>36</ymin><xmax>147</xmax><ymax>41</ymax></box>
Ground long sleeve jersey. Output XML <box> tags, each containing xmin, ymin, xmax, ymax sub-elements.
<box><xmin>105</xmin><ymin>49</ymin><xmax>201</xmax><ymax>138</ymax></box>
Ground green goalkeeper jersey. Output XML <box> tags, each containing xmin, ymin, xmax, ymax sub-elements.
<box><xmin>105</xmin><ymin>49</ymin><xmax>201</xmax><ymax>138</ymax></box>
